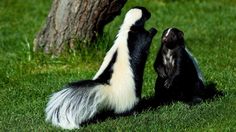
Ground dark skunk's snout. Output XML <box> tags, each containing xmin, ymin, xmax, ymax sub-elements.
<box><xmin>161</xmin><ymin>35</ymin><xmax>171</xmax><ymax>44</ymax></box>
<box><xmin>161</xmin><ymin>29</ymin><xmax>175</xmax><ymax>43</ymax></box>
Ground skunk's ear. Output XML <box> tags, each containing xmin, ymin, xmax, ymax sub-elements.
<box><xmin>178</xmin><ymin>30</ymin><xmax>184</xmax><ymax>38</ymax></box>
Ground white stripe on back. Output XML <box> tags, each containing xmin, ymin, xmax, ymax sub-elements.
<box><xmin>185</xmin><ymin>48</ymin><xmax>205</xmax><ymax>82</ymax></box>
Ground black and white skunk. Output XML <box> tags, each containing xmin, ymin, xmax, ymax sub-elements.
<box><xmin>154</xmin><ymin>27</ymin><xmax>221</xmax><ymax>104</ymax></box>
<box><xmin>45</xmin><ymin>7</ymin><xmax>157</xmax><ymax>129</ymax></box>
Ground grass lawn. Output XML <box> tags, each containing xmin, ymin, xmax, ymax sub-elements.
<box><xmin>1</xmin><ymin>0</ymin><xmax>236</xmax><ymax>131</ymax></box>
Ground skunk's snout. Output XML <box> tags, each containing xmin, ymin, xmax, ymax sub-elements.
<box><xmin>162</xmin><ymin>31</ymin><xmax>175</xmax><ymax>44</ymax></box>
<box><xmin>146</xmin><ymin>12</ymin><xmax>151</xmax><ymax>20</ymax></box>
<box><xmin>162</xmin><ymin>37</ymin><xmax>168</xmax><ymax>43</ymax></box>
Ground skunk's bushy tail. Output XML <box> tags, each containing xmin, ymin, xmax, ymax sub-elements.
<box><xmin>203</xmin><ymin>82</ymin><xmax>224</xmax><ymax>100</ymax></box>
<box><xmin>45</xmin><ymin>81</ymin><xmax>107</xmax><ymax>129</ymax></box>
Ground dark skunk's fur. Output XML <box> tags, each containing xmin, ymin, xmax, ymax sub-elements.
<box><xmin>45</xmin><ymin>7</ymin><xmax>157</xmax><ymax>129</ymax></box>
<box><xmin>154</xmin><ymin>28</ymin><xmax>223</xmax><ymax>104</ymax></box>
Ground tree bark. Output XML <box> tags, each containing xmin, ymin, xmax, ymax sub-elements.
<box><xmin>34</xmin><ymin>0</ymin><xmax>127</xmax><ymax>55</ymax></box>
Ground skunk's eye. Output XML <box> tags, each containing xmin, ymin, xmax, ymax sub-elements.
<box><xmin>178</xmin><ymin>31</ymin><xmax>184</xmax><ymax>38</ymax></box>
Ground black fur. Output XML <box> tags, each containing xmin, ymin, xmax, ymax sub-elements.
<box><xmin>127</xmin><ymin>6</ymin><xmax>157</xmax><ymax>98</ymax></box>
<box><xmin>154</xmin><ymin>27</ymin><xmax>222</xmax><ymax>104</ymax></box>
<box><xmin>128</xmin><ymin>27</ymin><xmax>157</xmax><ymax>98</ymax></box>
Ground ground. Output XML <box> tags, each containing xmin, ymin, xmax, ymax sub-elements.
<box><xmin>0</xmin><ymin>0</ymin><xmax>236</xmax><ymax>131</ymax></box>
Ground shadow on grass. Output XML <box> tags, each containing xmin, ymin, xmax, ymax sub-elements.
<box><xmin>82</xmin><ymin>82</ymin><xmax>224</xmax><ymax>127</ymax></box>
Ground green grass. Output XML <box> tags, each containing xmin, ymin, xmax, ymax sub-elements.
<box><xmin>1</xmin><ymin>0</ymin><xmax>236</xmax><ymax>131</ymax></box>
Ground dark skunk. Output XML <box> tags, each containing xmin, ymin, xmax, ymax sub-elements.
<box><xmin>154</xmin><ymin>27</ymin><xmax>222</xmax><ymax>104</ymax></box>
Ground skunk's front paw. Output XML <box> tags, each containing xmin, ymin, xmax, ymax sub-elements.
<box><xmin>149</xmin><ymin>28</ymin><xmax>157</xmax><ymax>37</ymax></box>
<box><xmin>164</xmin><ymin>79</ymin><xmax>172</xmax><ymax>88</ymax></box>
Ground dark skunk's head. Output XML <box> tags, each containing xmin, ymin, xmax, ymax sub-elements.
<box><xmin>161</xmin><ymin>28</ymin><xmax>184</xmax><ymax>49</ymax></box>
<box><xmin>121</xmin><ymin>6</ymin><xmax>151</xmax><ymax>31</ymax></box>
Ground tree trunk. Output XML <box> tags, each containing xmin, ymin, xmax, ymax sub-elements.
<box><xmin>34</xmin><ymin>0</ymin><xmax>127</xmax><ymax>55</ymax></box>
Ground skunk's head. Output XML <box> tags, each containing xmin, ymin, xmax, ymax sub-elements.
<box><xmin>119</xmin><ymin>6</ymin><xmax>157</xmax><ymax>53</ymax></box>
<box><xmin>123</xmin><ymin>7</ymin><xmax>157</xmax><ymax>52</ymax></box>
<box><xmin>122</xmin><ymin>7</ymin><xmax>151</xmax><ymax>31</ymax></box>
<box><xmin>161</xmin><ymin>28</ymin><xmax>184</xmax><ymax>49</ymax></box>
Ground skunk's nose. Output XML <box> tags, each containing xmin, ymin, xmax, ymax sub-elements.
<box><xmin>162</xmin><ymin>37</ymin><xmax>168</xmax><ymax>43</ymax></box>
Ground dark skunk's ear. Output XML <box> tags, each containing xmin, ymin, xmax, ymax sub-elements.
<box><xmin>178</xmin><ymin>30</ymin><xmax>184</xmax><ymax>38</ymax></box>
